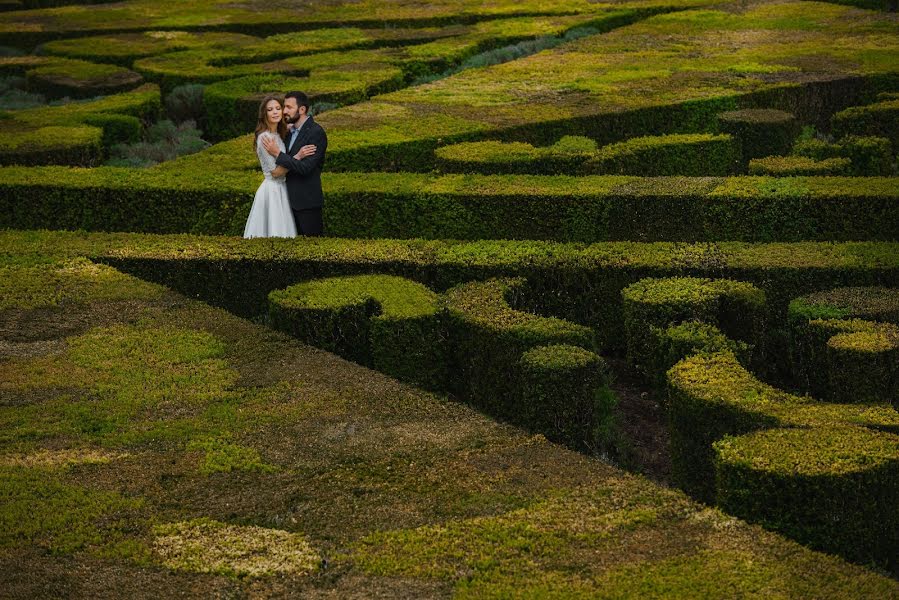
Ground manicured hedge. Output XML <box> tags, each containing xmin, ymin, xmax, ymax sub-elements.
<box><xmin>5</xmin><ymin>168</ymin><xmax>898</xmax><ymax>243</ymax></box>
<box><xmin>792</xmin><ymin>135</ymin><xmax>893</xmax><ymax>176</ymax></box>
<box><xmin>268</xmin><ymin>274</ymin><xmax>446</xmax><ymax>390</ymax></box>
<box><xmin>442</xmin><ymin>277</ymin><xmax>596</xmax><ymax>418</ymax></box>
<box><xmin>831</xmin><ymin>98</ymin><xmax>899</xmax><ymax>147</ymax></box>
<box><xmin>789</xmin><ymin>287</ymin><xmax>899</xmax><ymax>402</ymax></box>
<box><xmin>203</xmin><ymin>61</ymin><xmax>405</xmax><ymax>141</ymax></box>
<box><xmin>0</xmin><ymin>124</ymin><xmax>103</xmax><ymax>166</ymax></box>
<box><xmin>518</xmin><ymin>344</ymin><xmax>608</xmax><ymax>449</ymax></box>
<box><xmin>134</xmin><ymin>50</ymin><xmax>305</xmax><ymax>93</ymax></box>
<box><xmin>647</xmin><ymin>321</ymin><xmax>752</xmax><ymax>391</ymax></box>
<box><xmin>25</xmin><ymin>59</ymin><xmax>143</xmax><ymax>99</ymax></box>
<box><xmin>748</xmin><ymin>155</ymin><xmax>851</xmax><ymax>176</ymax></box>
<box><xmin>583</xmin><ymin>134</ymin><xmax>739</xmax><ymax>176</ymax></box>
<box><xmin>621</xmin><ymin>276</ymin><xmax>765</xmax><ymax>374</ymax></box>
<box><xmin>716</xmin><ymin>109</ymin><xmax>799</xmax><ymax>166</ymax></box>
<box><xmin>714</xmin><ymin>426</ymin><xmax>899</xmax><ymax>571</ymax></box>
<box><xmin>433</xmin><ymin>137</ymin><xmax>595</xmax><ymax>175</ymax></box>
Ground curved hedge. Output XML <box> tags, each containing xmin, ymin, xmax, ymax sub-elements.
<box><xmin>134</xmin><ymin>50</ymin><xmax>306</xmax><ymax>93</ymax></box>
<box><xmin>442</xmin><ymin>277</ymin><xmax>596</xmax><ymax>418</ymax></box>
<box><xmin>433</xmin><ymin>137</ymin><xmax>595</xmax><ymax>175</ymax></box>
<box><xmin>647</xmin><ymin>321</ymin><xmax>752</xmax><ymax>390</ymax></box>
<box><xmin>0</xmin><ymin>123</ymin><xmax>103</xmax><ymax>166</ymax></box>
<box><xmin>714</xmin><ymin>426</ymin><xmax>899</xmax><ymax>570</ymax></box>
<box><xmin>583</xmin><ymin>133</ymin><xmax>739</xmax><ymax>176</ymax></box>
<box><xmin>792</xmin><ymin>135</ymin><xmax>893</xmax><ymax>177</ymax></box>
<box><xmin>789</xmin><ymin>287</ymin><xmax>899</xmax><ymax>402</ymax></box>
<box><xmin>621</xmin><ymin>276</ymin><xmax>765</xmax><ymax>374</ymax></box>
<box><xmin>717</xmin><ymin>109</ymin><xmax>799</xmax><ymax>166</ymax></box>
<box><xmin>268</xmin><ymin>274</ymin><xmax>445</xmax><ymax>390</ymax></box>
<box><xmin>24</xmin><ymin>59</ymin><xmax>143</xmax><ymax>99</ymax></box>
<box><xmin>748</xmin><ymin>155</ymin><xmax>851</xmax><ymax>176</ymax></box>
<box><xmin>831</xmin><ymin>98</ymin><xmax>899</xmax><ymax>147</ymax></box>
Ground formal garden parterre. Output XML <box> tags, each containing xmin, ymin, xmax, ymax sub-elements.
<box><xmin>2</xmin><ymin>0</ymin><xmax>899</xmax><ymax>596</ymax></box>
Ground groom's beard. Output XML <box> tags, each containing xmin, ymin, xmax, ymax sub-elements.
<box><xmin>284</xmin><ymin>113</ymin><xmax>301</xmax><ymax>125</ymax></box>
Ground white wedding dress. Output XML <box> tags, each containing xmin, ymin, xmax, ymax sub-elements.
<box><xmin>243</xmin><ymin>132</ymin><xmax>297</xmax><ymax>238</ymax></box>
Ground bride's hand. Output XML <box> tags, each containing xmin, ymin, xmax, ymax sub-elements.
<box><xmin>294</xmin><ymin>144</ymin><xmax>316</xmax><ymax>160</ymax></box>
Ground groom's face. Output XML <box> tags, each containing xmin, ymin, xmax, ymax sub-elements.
<box><xmin>283</xmin><ymin>97</ymin><xmax>302</xmax><ymax>124</ymax></box>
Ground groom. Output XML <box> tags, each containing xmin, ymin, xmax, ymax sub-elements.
<box><xmin>262</xmin><ymin>90</ymin><xmax>328</xmax><ymax>236</ymax></box>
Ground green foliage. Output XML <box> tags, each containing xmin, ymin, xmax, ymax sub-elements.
<box><xmin>105</xmin><ymin>119</ymin><xmax>208</xmax><ymax>168</ymax></box>
<box><xmin>165</xmin><ymin>83</ymin><xmax>205</xmax><ymax>124</ymax></box>
<box><xmin>714</xmin><ymin>426</ymin><xmax>899</xmax><ymax>570</ymax></box>
<box><xmin>621</xmin><ymin>277</ymin><xmax>765</xmax><ymax>374</ymax></box>
<box><xmin>269</xmin><ymin>274</ymin><xmax>446</xmax><ymax>390</ymax></box>
<box><xmin>648</xmin><ymin>321</ymin><xmax>752</xmax><ymax>390</ymax></box>
<box><xmin>717</xmin><ymin>109</ymin><xmax>799</xmax><ymax>166</ymax></box>
<box><xmin>24</xmin><ymin>58</ymin><xmax>143</xmax><ymax>99</ymax></box>
<box><xmin>831</xmin><ymin>98</ymin><xmax>899</xmax><ymax>147</ymax></box>
<box><xmin>187</xmin><ymin>437</ymin><xmax>275</xmax><ymax>475</ymax></box>
<box><xmin>748</xmin><ymin>155</ymin><xmax>851</xmax><ymax>176</ymax></box>
<box><xmin>584</xmin><ymin>133</ymin><xmax>739</xmax><ymax>176</ymax></box>
<box><xmin>0</xmin><ymin>121</ymin><xmax>103</xmax><ymax>166</ymax></box>
<box><xmin>793</xmin><ymin>135</ymin><xmax>893</xmax><ymax>176</ymax></box>
<box><xmin>518</xmin><ymin>344</ymin><xmax>608</xmax><ymax>450</ymax></box>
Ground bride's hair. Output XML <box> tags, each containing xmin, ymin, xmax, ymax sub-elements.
<box><xmin>254</xmin><ymin>94</ymin><xmax>288</xmax><ymax>149</ymax></box>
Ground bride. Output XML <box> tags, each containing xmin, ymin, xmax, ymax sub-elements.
<box><xmin>243</xmin><ymin>95</ymin><xmax>300</xmax><ymax>238</ymax></box>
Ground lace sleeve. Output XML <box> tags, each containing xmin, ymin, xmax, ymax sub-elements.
<box><xmin>256</xmin><ymin>133</ymin><xmax>279</xmax><ymax>176</ymax></box>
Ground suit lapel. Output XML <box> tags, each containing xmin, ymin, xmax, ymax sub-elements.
<box><xmin>288</xmin><ymin>117</ymin><xmax>314</xmax><ymax>155</ymax></box>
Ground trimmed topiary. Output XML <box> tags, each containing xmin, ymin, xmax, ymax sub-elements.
<box><xmin>647</xmin><ymin>320</ymin><xmax>752</xmax><ymax>390</ymax></box>
<box><xmin>665</xmin><ymin>351</ymin><xmax>798</xmax><ymax>502</ymax></box>
<box><xmin>717</xmin><ymin>109</ymin><xmax>799</xmax><ymax>166</ymax></box>
<box><xmin>268</xmin><ymin>274</ymin><xmax>446</xmax><ymax>390</ymax></box>
<box><xmin>518</xmin><ymin>343</ymin><xmax>608</xmax><ymax>449</ymax></box>
<box><xmin>442</xmin><ymin>277</ymin><xmax>596</xmax><ymax>417</ymax></box>
<box><xmin>826</xmin><ymin>327</ymin><xmax>899</xmax><ymax>406</ymax></box>
<box><xmin>82</xmin><ymin>113</ymin><xmax>142</xmax><ymax>148</ymax></box>
<box><xmin>831</xmin><ymin>99</ymin><xmax>899</xmax><ymax>149</ymax></box>
<box><xmin>789</xmin><ymin>287</ymin><xmax>899</xmax><ymax>401</ymax></box>
<box><xmin>793</xmin><ymin>135</ymin><xmax>893</xmax><ymax>176</ymax></box>
<box><xmin>25</xmin><ymin>59</ymin><xmax>143</xmax><ymax>99</ymax></box>
<box><xmin>714</xmin><ymin>426</ymin><xmax>899</xmax><ymax>571</ymax></box>
<box><xmin>433</xmin><ymin>137</ymin><xmax>595</xmax><ymax>175</ymax></box>
<box><xmin>621</xmin><ymin>277</ymin><xmax>765</xmax><ymax>375</ymax></box>
<box><xmin>748</xmin><ymin>155</ymin><xmax>851</xmax><ymax>176</ymax></box>
<box><xmin>583</xmin><ymin>133</ymin><xmax>739</xmax><ymax>176</ymax></box>
<box><xmin>0</xmin><ymin>122</ymin><xmax>103</xmax><ymax>166</ymax></box>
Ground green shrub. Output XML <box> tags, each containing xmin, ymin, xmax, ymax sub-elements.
<box><xmin>826</xmin><ymin>327</ymin><xmax>899</xmax><ymax>406</ymax></box>
<box><xmin>714</xmin><ymin>426</ymin><xmax>899</xmax><ymax>571</ymax></box>
<box><xmin>621</xmin><ymin>277</ymin><xmax>765</xmax><ymax>375</ymax></box>
<box><xmin>82</xmin><ymin>113</ymin><xmax>142</xmax><ymax>147</ymax></box>
<box><xmin>105</xmin><ymin>119</ymin><xmax>209</xmax><ymax>168</ymax></box>
<box><xmin>518</xmin><ymin>344</ymin><xmax>608</xmax><ymax>450</ymax></box>
<box><xmin>717</xmin><ymin>109</ymin><xmax>799</xmax><ymax>166</ymax></box>
<box><xmin>665</xmin><ymin>351</ymin><xmax>792</xmax><ymax>502</ymax></box>
<box><xmin>442</xmin><ymin>277</ymin><xmax>596</xmax><ymax>417</ymax></box>
<box><xmin>583</xmin><ymin>133</ymin><xmax>739</xmax><ymax>176</ymax></box>
<box><xmin>25</xmin><ymin>59</ymin><xmax>143</xmax><ymax>99</ymax></box>
<box><xmin>165</xmin><ymin>83</ymin><xmax>206</xmax><ymax>125</ymax></box>
<box><xmin>748</xmin><ymin>155</ymin><xmax>851</xmax><ymax>176</ymax></box>
<box><xmin>0</xmin><ymin>122</ymin><xmax>102</xmax><ymax>166</ymax></box>
<box><xmin>788</xmin><ymin>287</ymin><xmax>899</xmax><ymax>401</ymax></box>
<box><xmin>793</xmin><ymin>135</ymin><xmax>892</xmax><ymax>176</ymax></box>
<box><xmin>268</xmin><ymin>274</ymin><xmax>446</xmax><ymax>390</ymax></box>
<box><xmin>647</xmin><ymin>321</ymin><xmax>752</xmax><ymax>391</ymax></box>
<box><xmin>831</xmin><ymin>99</ymin><xmax>899</xmax><ymax>148</ymax></box>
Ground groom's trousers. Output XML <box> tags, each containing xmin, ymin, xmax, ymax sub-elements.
<box><xmin>293</xmin><ymin>207</ymin><xmax>324</xmax><ymax>237</ymax></box>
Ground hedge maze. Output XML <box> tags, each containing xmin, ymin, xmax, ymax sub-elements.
<box><xmin>2</xmin><ymin>0</ymin><xmax>899</xmax><ymax>596</ymax></box>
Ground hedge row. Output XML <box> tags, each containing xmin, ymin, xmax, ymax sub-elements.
<box><xmin>717</xmin><ymin>109</ymin><xmax>799</xmax><ymax>166</ymax></box>
<box><xmin>0</xmin><ymin>84</ymin><xmax>160</xmax><ymax>165</ymax></box>
<box><xmin>3</xmin><ymin>167</ymin><xmax>898</xmax><ymax>243</ymax></box>
<box><xmin>792</xmin><ymin>135</ymin><xmax>893</xmax><ymax>177</ymax></box>
<box><xmin>434</xmin><ymin>134</ymin><xmax>739</xmax><ymax>176</ymax></box>
<box><xmin>666</xmin><ymin>350</ymin><xmax>899</xmax><ymax>569</ymax></box>
<box><xmin>268</xmin><ymin>274</ymin><xmax>607</xmax><ymax>449</ymax></box>
<box><xmin>748</xmin><ymin>155</ymin><xmax>851</xmax><ymax>176</ymax></box>
<box><xmin>789</xmin><ymin>287</ymin><xmax>899</xmax><ymax>405</ymax></box>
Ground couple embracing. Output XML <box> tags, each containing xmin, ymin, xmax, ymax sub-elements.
<box><xmin>244</xmin><ymin>91</ymin><xmax>328</xmax><ymax>238</ymax></box>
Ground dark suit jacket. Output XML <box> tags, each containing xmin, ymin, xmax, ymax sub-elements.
<box><xmin>276</xmin><ymin>116</ymin><xmax>327</xmax><ymax>210</ymax></box>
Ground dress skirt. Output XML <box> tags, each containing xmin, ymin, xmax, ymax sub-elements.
<box><xmin>243</xmin><ymin>177</ymin><xmax>297</xmax><ymax>238</ymax></box>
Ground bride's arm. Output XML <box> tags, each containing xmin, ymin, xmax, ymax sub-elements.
<box><xmin>271</xmin><ymin>165</ymin><xmax>288</xmax><ymax>177</ymax></box>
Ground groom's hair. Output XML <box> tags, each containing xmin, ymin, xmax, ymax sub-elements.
<box><xmin>285</xmin><ymin>91</ymin><xmax>310</xmax><ymax>113</ymax></box>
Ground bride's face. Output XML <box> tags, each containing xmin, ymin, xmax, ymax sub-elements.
<box><xmin>265</xmin><ymin>100</ymin><xmax>283</xmax><ymax>126</ymax></box>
